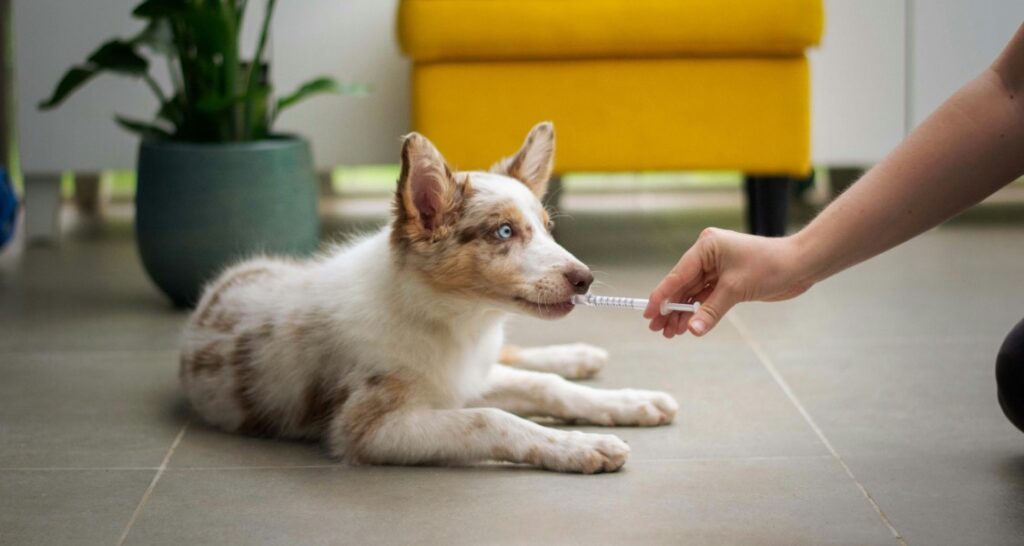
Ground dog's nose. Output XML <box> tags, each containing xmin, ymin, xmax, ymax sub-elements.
<box><xmin>563</xmin><ymin>267</ymin><xmax>594</xmax><ymax>295</ymax></box>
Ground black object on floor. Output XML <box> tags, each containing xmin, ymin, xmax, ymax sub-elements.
<box><xmin>996</xmin><ymin>317</ymin><xmax>1024</xmax><ymax>434</ymax></box>
<box><xmin>744</xmin><ymin>176</ymin><xmax>790</xmax><ymax>237</ymax></box>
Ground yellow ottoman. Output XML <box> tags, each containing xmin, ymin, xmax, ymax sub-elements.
<box><xmin>398</xmin><ymin>0</ymin><xmax>824</xmax><ymax>235</ymax></box>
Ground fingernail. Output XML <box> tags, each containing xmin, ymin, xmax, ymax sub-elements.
<box><xmin>690</xmin><ymin>319</ymin><xmax>707</xmax><ymax>335</ymax></box>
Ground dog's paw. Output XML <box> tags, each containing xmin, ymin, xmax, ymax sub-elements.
<box><xmin>521</xmin><ymin>343</ymin><xmax>608</xmax><ymax>379</ymax></box>
<box><xmin>537</xmin><ymin>431</ymin><xmax>630</xmax><ymax>474</ymax></box>
<box><xmin>584</xmin><ymin>389</ymin><xmax>679</xmax><ymax>427</ymax></box>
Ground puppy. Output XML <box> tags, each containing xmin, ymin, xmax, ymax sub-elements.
<box><xmin>179</xmin><ymin>122</ymin><xmax>678</xmax><ymax>473</ymax></box>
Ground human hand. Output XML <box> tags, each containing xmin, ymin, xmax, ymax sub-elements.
<box><xmin>643</xmin><ymin>228</ymin><xmax>814</xmax><ymax>338</ymax></box>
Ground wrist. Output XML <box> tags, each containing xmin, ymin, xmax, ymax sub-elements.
<box><xmin>783</xmin><ymin>228</ymin><xmax>827</xmax><ymax>288</ymax></box>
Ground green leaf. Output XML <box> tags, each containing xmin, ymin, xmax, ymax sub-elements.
<box><xmin>132</xmin><ymin>0</ymin><xmax>185</xmax><ymax>19</ymax></box>
<box><xmin>156</xmin><ymin>96</ymin><xmax>184</xmax><ymax>126</ymax></box>
<box><xmin>38</xmin><ymin>66</ymin><xmax>98</xmax><ymax>109</ymax></box>
<box><xmin>114</xmin><ymin>115</ymin><xmax>173</xmax><ymax>138</ymax></box>
<box><xmin>132</xmin><ymin>19</ymin><xmax>175</xmax><ymax>56</ymax></box>
<box><xmin>87</xmin><ymin>40</ymin><xmax>148</xmax><ymax>75</ymax></box>
<box><xmin>275</xmin><ymin>77</ymin><xmax>368</xmax><ymax>115</ymax></box>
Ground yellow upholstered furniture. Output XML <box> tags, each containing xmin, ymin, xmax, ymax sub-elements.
<box><xmin>397</xmin><ymin>0</ymin><xmax>824</xmax><ymax>234</ymax></box>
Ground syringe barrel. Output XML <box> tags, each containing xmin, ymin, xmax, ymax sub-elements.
<box><xmin>585</xmin><ymin>295</ymin><xmax>648</xmax><ymax>310</ymax></box>
<box><xmin>572</xmin><ymin>294</ymin><xmax>700</xmax><ymax>315</ymax></box>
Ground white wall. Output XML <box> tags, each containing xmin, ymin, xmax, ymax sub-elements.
<box><xmin>13</xmin><ymin>0</ymin><xmax>408</xmax><ymax>172</ymax></box>
<box><xmin>269</xmin><ymin>0</ymin><xmax>409</xmax><ymax>168</ymax></box>
<box><xmin>909</xmin><ymin>0</ymin><xmax>1024</xmax><ymax>129</ymax></box>
<box><xmin>11</xmin><ymin>0</ymin><xmax>1023</xmax><ymax>172</ymax></box>
<box><xmin>14</xmin><ymin>0</ymin><xmax>161</xmax><ymax>172</ymax></box>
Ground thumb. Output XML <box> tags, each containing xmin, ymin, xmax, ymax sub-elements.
<box><xmin>688</xmin><ymin>286</ymin><xmax>738</xmax><ymax>336</ymax></box>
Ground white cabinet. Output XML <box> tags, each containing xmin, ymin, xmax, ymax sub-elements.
<box><xmin>811</xmin><ymin>0</ymin><xmax>908</xmax><ymax>166</ymax></box>
<box><xmin>811</xmin><ymin>0</ymin><xmax>1024</xmax><ymax>166</ymax></box>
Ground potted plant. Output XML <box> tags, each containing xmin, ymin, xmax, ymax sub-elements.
<box><xmin>39</xmin><ymin>0</ymin><xmax>365</xmax><ymax>306</ymax></box>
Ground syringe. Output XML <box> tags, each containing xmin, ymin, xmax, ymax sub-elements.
<box><xmin>571</xmin><ymin>294</ymin><xmax>700</xmax><ymax>316</ymax></box>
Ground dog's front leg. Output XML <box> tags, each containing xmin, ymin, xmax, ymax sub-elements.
<box><xmin>472</xmin><ymin>364</ymin><xmax>678</xmax><ymax>426</ymax></box>
<box><xmin>499</xmin><ymin>343</ymin><xmax>608</xmax><ymax>379</ymax></box>
<box><xmin>328</xmin><ymin>405</ymin><xmax>629</xmax><ymax>474</ymax></box>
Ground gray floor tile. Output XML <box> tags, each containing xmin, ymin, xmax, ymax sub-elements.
<box><xmin>125</xmin><ymin>458</ymin><xmax>894</xmax><ymax>546</ymax></box>
<box><xmin>168</xmin><ymin>424</ymin><xmax>331</xmax><ymax>469</ymax></box>
<box><xmin>0</xmin><ymin>351</ymin><xmax>186</xmax><ymax>468</ymax></box>
<box><xmin>0</xmin><ymin>469</ymin><xmax>154</xmax><ymax>546</ymax></box>
<box><xmin>559</xmin><ymin>342</ymin><xmax>828</xmax><ymax>462</ymax></box>
<box><xmin>743</xmin><ymin>336</ymin><xmax>1021</xmax><ymax>458</ymax></box>
<box><xmin>0</xmin><ymin>236</ymin><xmax>186</xmax><ymax>353</ymax></box>
<box><xmin>724</xmin><ymin>226</ymin><xmax>1024</xmax><ymax>545</ymax></box>
<box><xmin>845</xmin><ymin>452</ymin><xmax>1024</xmax><ymax>546</ymax></box>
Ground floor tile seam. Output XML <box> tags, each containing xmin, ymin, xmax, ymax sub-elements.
<box><xmin>728</xmin><ymin>312</ymin><xmax>907</xmax><ymax>546</ymax></box>
<box><xmin>0</xmin><ymin>466</ymin><xmax>160</xmax><ymax>471</ymax></box>
<box><xmin>626</xmin><ymin>454</ymin><xmax>835</xmax><ymax>464</ymax></box>
<box><xmin>116</xmin><ymin>421</ymin><xmax>189</xmax><ymax>546</ymax></box>
<box><xmin>159</xmin><ymin>455</ymin><xmax>836</xmax><ymax>472</ymax></box>
<box><xmin>0</xmin><ymin>348</ymin><xmax>179</xmax><ymax>358</ymax></box>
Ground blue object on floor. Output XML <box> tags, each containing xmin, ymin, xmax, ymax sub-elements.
<box><xmin>0</xmin><ymin>166</ymin><xmax>18</xmax><ymax>248</ymax></box>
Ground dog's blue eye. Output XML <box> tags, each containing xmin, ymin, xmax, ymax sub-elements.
<box><xmin>495</xmin><ymin>224</ymin><xmax>514</xmax><ymax>240</ymax></box>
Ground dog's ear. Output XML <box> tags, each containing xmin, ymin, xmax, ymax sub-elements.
<box><xmin>396</xmin><ymin>133</ymin><xmax>460</xmax><ymax>234</ymax></box>
<box><xmin>490</xmin><ymin>121</ymin><xmax>555</xmax><ymax>198</ymax></box>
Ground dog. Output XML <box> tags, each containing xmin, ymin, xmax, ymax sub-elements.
<box><xmin>179</xmin><ymin>122</ymin><xmax>678</xmax><ymax>473</ymax></box>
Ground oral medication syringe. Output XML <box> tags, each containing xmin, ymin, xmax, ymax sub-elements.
<box><xmin>571</xmin><ymin>294</ymin><xmax>700</xmax><ymax>316</ymax></box>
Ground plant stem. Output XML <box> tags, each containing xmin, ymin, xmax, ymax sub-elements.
<box><xmin>222</xmin><ymin>1</ymin><xmax>241</xmax><ymax>140</ymax></box>
<box><xmin>168</xmin><ymin>17</ymin><xmax>194</xmax><ymax>139</ymax></box>
<box><xmin>242</xmin><ymin>0</ymin><xmax>276</xmax><ymax>139</ymax></box>
<box><xmin>143</xmin><ymin>73</ymin><xmax>168</xmax><ymax>105</ymax></box>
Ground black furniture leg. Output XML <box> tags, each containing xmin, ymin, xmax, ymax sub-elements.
<box><xmin>744</xmin><ymin>175</ymin><xmax>790</xmax><ymax>237</ymax></box>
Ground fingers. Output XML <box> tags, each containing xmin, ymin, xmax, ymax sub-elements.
<box><xmin>647</xmin><ymin>285</ymin><xmax>689</xmax><ymax>332</ymax></box>
<box><xmin>645</xmin><ymin>227</ymin><xmax>746</xmax><ymax>339</ymax></box>
<box><xmin>663</xmin><ymin>311</ymin><xmax>694</xmax><ymax>339</ymax></box>
<box><xmin>672</xmin><ymin>284</ymin><xmax>714</xmax><ymax>336</ymax></box>
<box><xmin>649</xmin><ymin>313</ymin><xmax>671</xmax><ymax>332</ymax></box>
<box><xmin>686</xmin><ymin>283</ymin><xmax>738</xmax><ymax>336</ymax></box>
<box><xmin>643</xmin><ymin>243</ymin><xmax>707</xmax><ymax>320</ymax></box>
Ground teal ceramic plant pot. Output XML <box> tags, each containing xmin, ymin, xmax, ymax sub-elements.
<box><xmin>136</xmin><ymin>137</ymin><xmax>319</xmax><ymax>307</ymax></box>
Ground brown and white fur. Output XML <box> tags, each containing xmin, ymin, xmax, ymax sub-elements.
<box><xmin>179</xmin><ymin>122</ymin><xmax>678</xmax><ymax>473</ymax></box>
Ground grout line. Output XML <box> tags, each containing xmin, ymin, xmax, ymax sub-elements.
<box><xmin>116</xmin><ymin>421</ymin><xmax>189</xmax><ymax>546</ymax></box>
<box><xmin>631</xmin><ymin>454</ymin><xmax>834</xmax><ymax>464</ymax></box>
<box><xmin>177</xmin><ymin>455</ymin><xmax>837</xmax><ymax>470</ymax></box>
<box><xmin>0</xmin><ymin>467</ymin><xmax>160</xmax><ymax>472</ymax></box>
<box><xmin>729</xmin><ymin>313</ymin><xmax>907</xmax><ymax>546</ymax></box>
<box><xmin>2</xmin><ymin>348</ymin><xmax>179</xmax><ymax>358</ymax></box>
<box><xmin>0</xmin><ymin>455</ymin><xmax>838</xmax><ymax>473</ymax></box>
<box><xmin>175</xmin><ymin>464</ymin><xmax>342</xmax><ymax>471</ymax></box>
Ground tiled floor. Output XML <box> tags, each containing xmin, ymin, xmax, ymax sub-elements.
<box><xmin>2</xmin><ymin>202</ymin><xmax>1024</xmax><ymax>545</ymax></box>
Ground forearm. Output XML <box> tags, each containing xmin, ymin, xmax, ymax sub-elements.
<box><xmin>792</xmin><ymin>25</ymin><xmax>1024</xmax><ymax>284</ymax></box>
